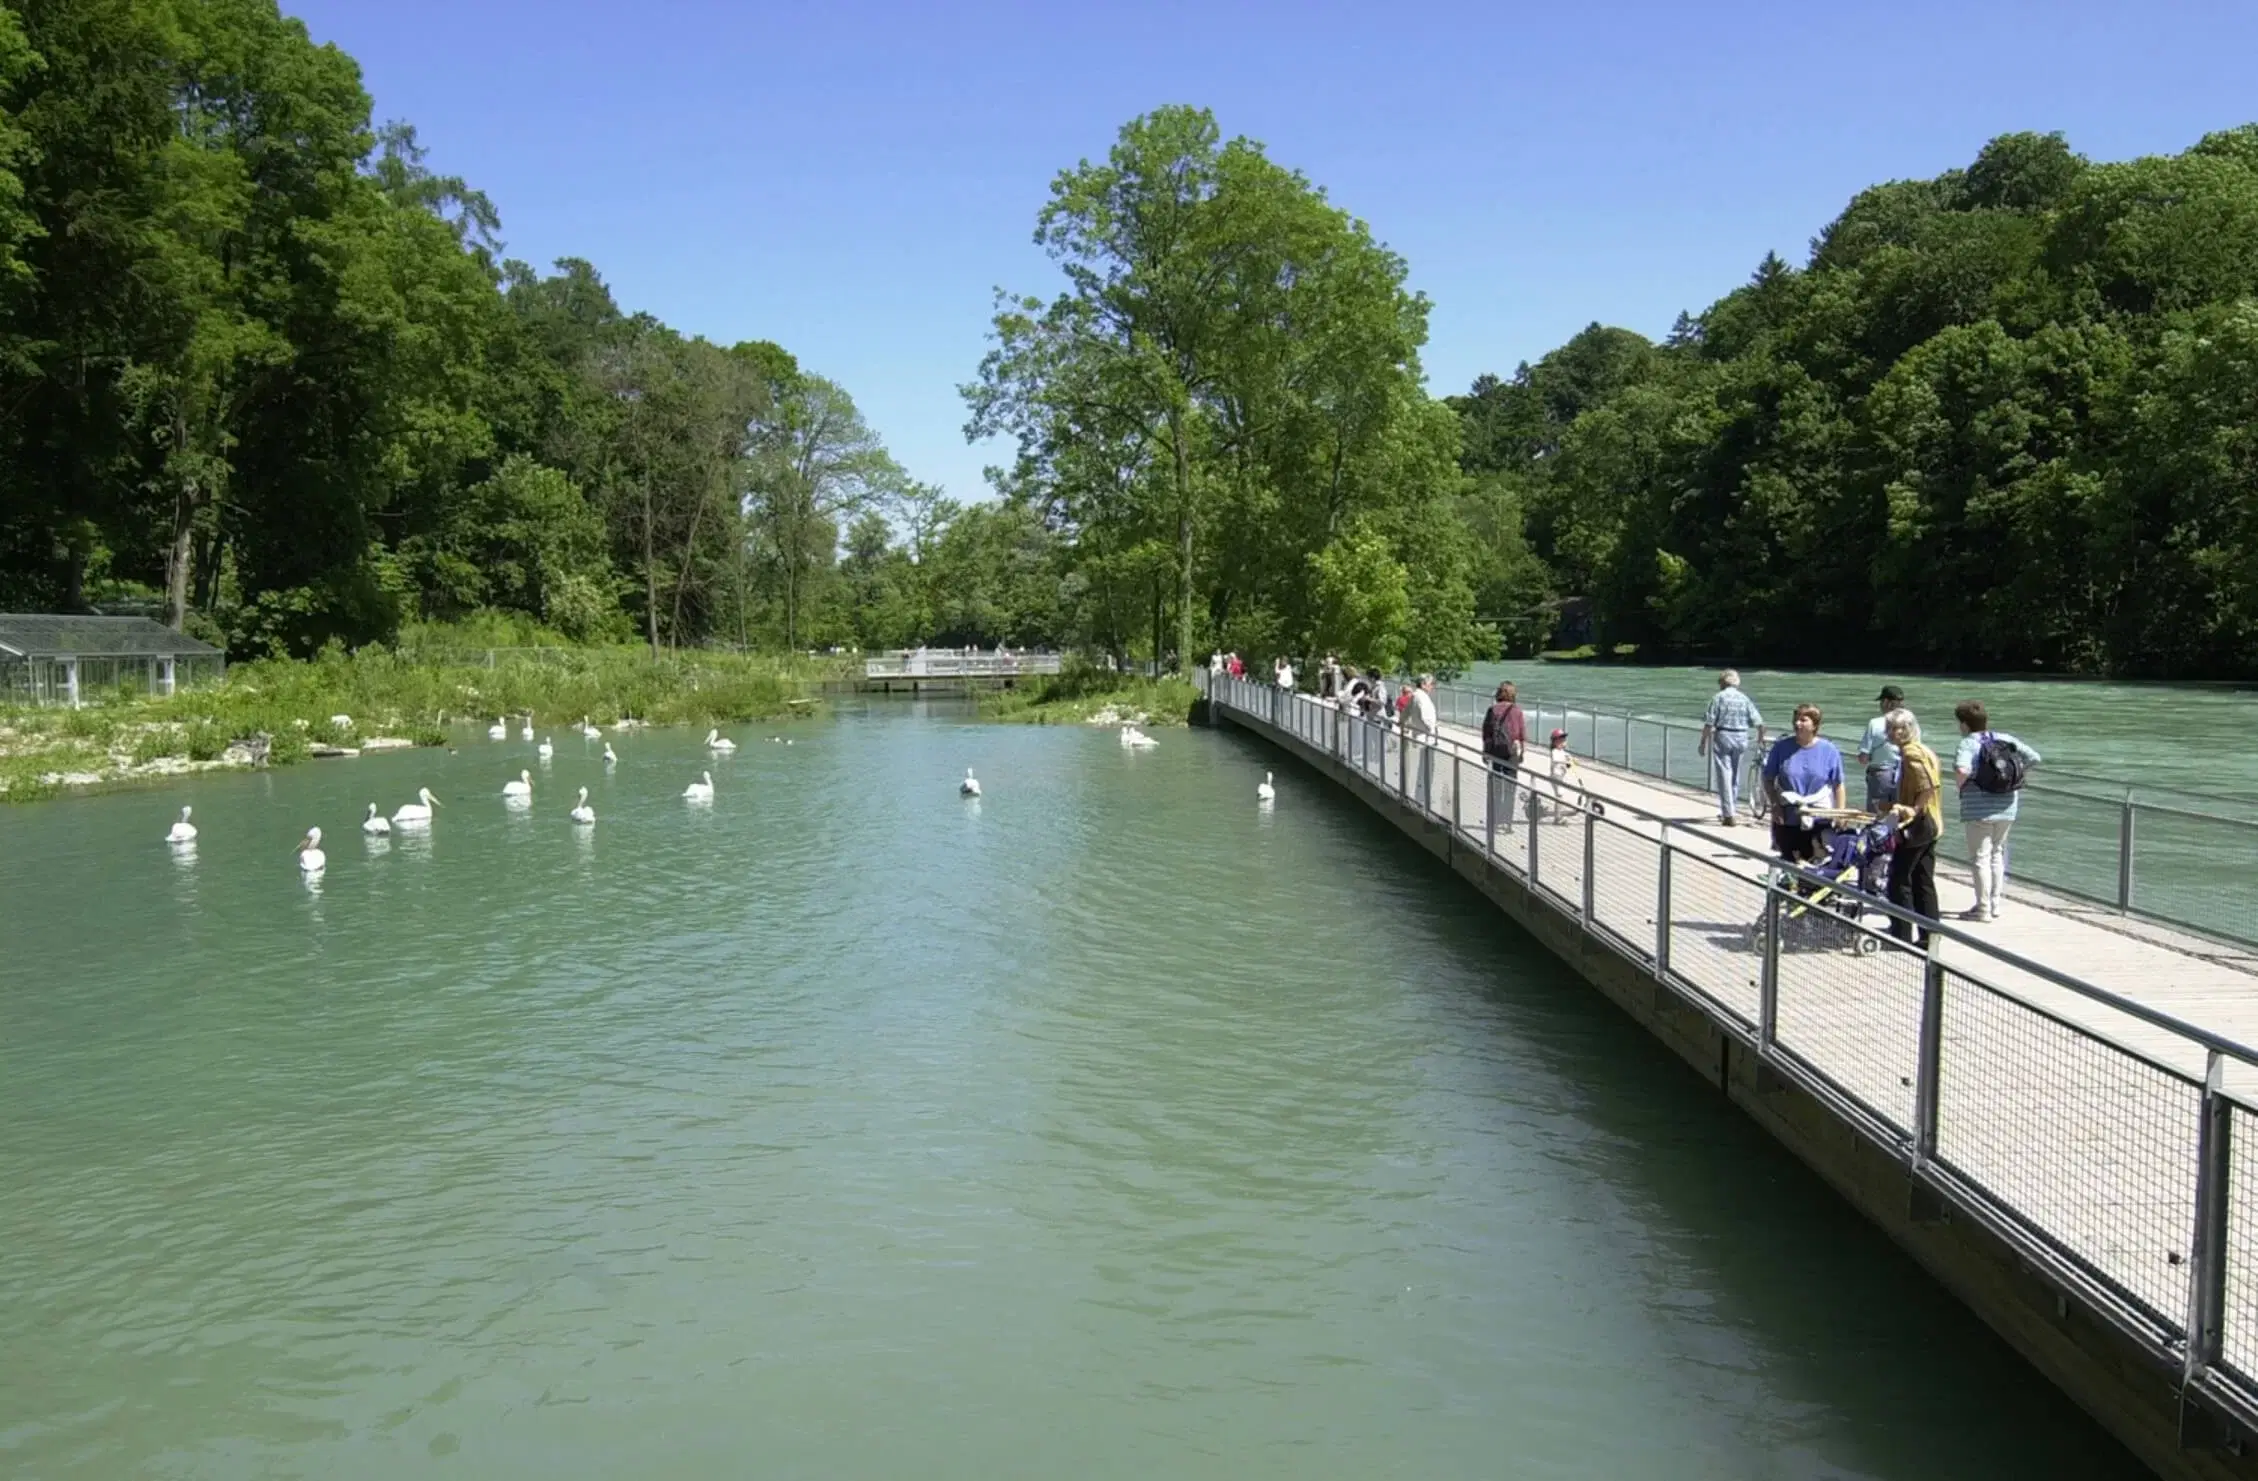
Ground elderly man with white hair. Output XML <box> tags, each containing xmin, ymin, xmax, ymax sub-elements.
<box><xmin>1697</xmin><ymin>669</ymin><xmax>1765</xmax><ymax>826</ymax></box>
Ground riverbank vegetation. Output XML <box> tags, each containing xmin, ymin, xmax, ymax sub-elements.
<box><xmin>979</xmin><ymin>662</ymin><xmax>1199</xmax><ymax>728</ymax></box>
<box><xmin>1454</xmin><ymin>127</ymin><xmax>2258</xmax><ymax>678</ymax></box>
<box><xmin>0</xmin><ymin>618</ymin><xmax>835</xmax><ymax>800</ymax></box>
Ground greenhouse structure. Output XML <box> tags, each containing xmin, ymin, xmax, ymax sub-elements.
<box><xmin>0</xmin><ymin>615</ymin><xmax>224</xmax><ymax>706</ymax></box>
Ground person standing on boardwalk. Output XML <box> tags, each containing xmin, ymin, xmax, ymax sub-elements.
<box><xmin>1759</xmin><ymin>703</ymin><xmax>1846</xmax><ymax>863</ymax></box>
<box><xmin>1884</xmin><ymin>708</ymin><xmax>1943</xmax><ymax>945</ymax></box>
<box><xmin>1319</xmin><ymin>654</ymin><xmax>1342</xmax><ymax>702</ymax></box>
<box><xmin>1482</xmin><ymin>681</ymin><xmax>1527</xmax><ymax>833</ymax></box>
<box><xmin>1697</xmin><ymin>670</ymin><xmax>1765</xmax><ymax>826</ymax></box>
<box><xmin>1952</xmin><ymin>700</ymin><xmax>2041</xmax><ymax>923</ymax></box>
<box><xmin>1858</xmin><ymin>685</ymin><xmax>1904</xmax><ymax>813</ymax></box>
<box><xmin>1407</xmin><ymin>673</ymin><xmax>1440</xmax><ymax>806</ymax></box>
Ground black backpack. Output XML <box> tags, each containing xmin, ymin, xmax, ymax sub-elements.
<box><xmin>1970</xmin><ymin>733</ymin><xmax>2028</xmax><ymax>794</ymax></box>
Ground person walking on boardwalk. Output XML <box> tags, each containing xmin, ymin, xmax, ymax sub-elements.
<box><xmin>1884</xmin><ymin>708</ymin><xmax>1943</xmax><ymax>945</ymax></box>
<box><xmin>1859</xmin><ymin>685</ymin><xmax>1905</xmax><ymax>813</ymax></box>
<box><xmin>1482</xmin><ymin>681</ymin><xmax>1528</xmax><ymax>833</ymax></box>
<box><xmin>1697</xmin><ymin>670</ymin><xmax>1765</xmax><ymax>826</ymax></box>
<box><xmin>1759</xmin><ymin>704</ymin><xmax>1846</xmax><ymax>863</ymax></box>
<box><xmin>1952</xmin><ymin>700</ymin><xmax>2041</xmax><ymax>923</ymax></box>
<box><xmin>1407</xmin><ymin>673</ymin><xmax>1440</xmax><ymax>806</ymax></box>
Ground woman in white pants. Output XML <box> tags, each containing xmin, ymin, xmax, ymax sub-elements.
<box><xmin>1952</xmin><ymin>699</ymin><xmax>2042</xmax><ymax>922</ymax></box>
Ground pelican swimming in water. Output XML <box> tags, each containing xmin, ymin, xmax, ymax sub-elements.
<box><xmin>705</xmin><ymin>728</ymin><xmax>737</xmax><ymax>753</ymax></box>
<box><xmin>537</xmin><ymin>735</ymin><xmax>555</xmax><ymax>760</ymax></box>
<box><xmin>568</xmin><ymin>786</ymin><xmax>596</xmax><ymax>825</ymax></box>
<box><xmin>580</xmin><ymin>715</ymin><xmax>602</xmax><ymax>739</ymax></box>
<box><xmin>361</xmin><ymin>803</ymin><xmax>391</xmax><ymax>836</ymax></box>
<box><xmin>960</xmin><ymin>768</ymin><xmax>981</xmax><ymax>797</ymax></box>
<box><xmin>1256</xmin><ymin>772</ymin><xmax>1276</xmax><ymax>803</ymax></box>
<box><xmin>164</xmin><ymin>805</ymin><xmax>197</xmax><ymax>844</ymax></box>
<box><xmin>520</xmin><ymin>713</ymin><xmax>535</xmax><ymax>740</ymax></box>
<box><xmin>602</xmin><ymin>743</ymin><xmax>618</xmax><ymax>767</ymax></box>
<box><xmin>297</xmin><ymin>826</ymin><xmax>327</xmax><ymax>874</ymax></box>
<box><xmin>502</xmin><ymin>769</ymin><xmax>533</xmax><ymax>799</ymax></box>
<box><xmin>487</xmin><ymin>716</ymin><xmax>508</xmax><ymax>740</ymax></box>
<box><xmin>1122</xmin><ymin>726</ymin><xmax>1158</xmax><ymax>750</ymax></box>
<box><xmin>393</xmin><ymin>788</ymin><xmax>441</xmax><ymax>824</ymax></box>
<box><xmin>683</xmin><ymin>771</ymin><xmax>715</xmax><ymax>802</ymax></box>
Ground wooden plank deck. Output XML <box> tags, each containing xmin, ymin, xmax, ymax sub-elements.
<box><xmin>1228</xmin><ymin>688</ymin><xmax>2258</xmax><ymax>1367</ymax></box>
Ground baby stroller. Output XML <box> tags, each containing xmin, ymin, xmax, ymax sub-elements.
<box><xmin>1746</xmin><ymin>813</ymin><xmax>1897</xmax><ymax>957</ymax></box>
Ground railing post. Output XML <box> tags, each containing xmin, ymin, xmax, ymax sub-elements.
<box><xmin>1913</xmin><ymin>946</ymin><xmax>1946</xmax><ymax>1169</ymax></box>
<box><xmin>2186</xmin><ymin>1049</ymin><xmax>2233</xmax><ymax>1385</ymax></box>
<box><xmin>1655</xmin><ymin>827</ymin><xmax>1673</xmax><ymax>979</ymax></box>
<box><xmin>1663</xmin><ymin>726</ymin><xmax>1672</xmax><ymax>785</ymax></box>
<box><xmin>1759</xmin><ymin>882</ymin><xmax>1782</xmax><ymax>1054</ymax></box>
<box><xmin>2118</xmin><ymin>792</ymin><xmax>2136</xmax><ymax>913</ymax></box>
<box><xmin>1527</xmin><ymin>799</ymin><xmax>1540</xmax><ymax>883</ymax></box>
<box><xmin>1580</xmin><ymin>805</ymin><xmax>1597</xmax><ymax>924</ymax></box>
<box><xmin>1485</xmin><ymin>759</ymin><xmax>1498</xmax><ymax>858</ymax></box>
<box><xmin>1398</xmin><ymin>724</ymin><xmax>1407</xmax><ymax>799</ymax></box>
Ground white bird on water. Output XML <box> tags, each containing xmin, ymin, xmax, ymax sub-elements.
<box><xmin>297</xmin><ymin>826</ymin><xmax>327</xmax><ymax>874</ymax></box>
<box><xmin>960</xmin><ymin>768</ymin><xmax>982</xmax><ymax>798</ymax></box>
<box><xmin>1122</xmin><ymin>726</ymin><xmax>1158</xmax><ymax>750</ymax></box>
<box><xmin>580</xmin><ymin>715</ymin><xmax>602</xmax><ymax>739</ymax></box>
<box><xmin>393</xmin><ymin>787</ymin><xmax>441</xmax><ymax>824</ymax></box>
<box><xmin>1256</xmin><ymin>772</ymin><xmax>1276</xmax><ymax>803</ymax></box>
<box><xmin>684</xmin><ymin>771</ymin><xmax>715</xmax><ymax>802</ymax></box>
<box><xmin>361</xmin><ymin>803</ymin><xmax>391</xmax><ymax>836</ymax></box>
<box><xmin>520</xmin><ymin>713</ymin><xmax>535</xmax><ymax>740</ymax></box>
<box><xmin>487</xmin><ymin>716</ymin><xmax>508</xmax><ymax>740</ymax></box>
<box><xmin>705</xmin><ymin>728</ymin><xmax>737</xmax><ymax>753</ymax></box>
<box><xmin>568</xmin><ymin>786</ymin><xmax>596</xmax><ymax>825</ymax></box>
<box><xmin>164</xmin><ymin>805</ymin><xmax>197</xmax><ymax>844</ymax></box>
<box><xmin>602</xmin><ymin>743</ymin><xmax>618</xmax><ymax>767</ymax></box>
<box><xmin>502</xmin><ymin>769</ymin><xmax>533</xmax><ymax>799</ymax></box>
<box><xmin>537</xmin><ymin>735</ymin><xmax>555</xmax><ymax>760</ymax></box>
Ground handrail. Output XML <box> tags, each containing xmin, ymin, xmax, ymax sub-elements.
<box><xmin>1207</xmin><ymin>672</ymin><xmax>2258</xmax><ymax>1071</ymax></box>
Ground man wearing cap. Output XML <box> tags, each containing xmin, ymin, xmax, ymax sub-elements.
<box><xmin>1859</xmin><ymin>685</ymin><xmax>1904</xmax><ymax>813</ymax></box>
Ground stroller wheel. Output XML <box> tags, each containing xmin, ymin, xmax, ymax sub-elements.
<box><xmin>1853</xmin><ymin>934</ymin><xmax>1881</xmax><ymax>957</ymax></box>
<box><xmin>1746</xmin><ymin>921</ymin><xmax>1768</xmax><ymax>955</ymax></box>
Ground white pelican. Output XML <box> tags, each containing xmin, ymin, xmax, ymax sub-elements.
<box><xmin>520</xmin><ymin>713</ymin><xmax>534</xmax><ymax>740</ymax></box>
<box><xmin>960</xmin><ymin>768</ymin><xmax>981</xmax><ymax>797</ymax></box>
<box><xmin>164</xmin><ymin>805</ymin><xmax>197</xmax><ymax>844</ymax></box>
<box><xmin>602</xmin><ymin>743</ymin><xmax>618</xmax><ymax>767</ymax></box>
<box><xmin>502</xmin><ymin>769</ymin><xmax>533</xmax><ymax>799</ymax></box>
<box><xmin>705</xmin><ymin>728</ymin><xmax>737</xmax><ymax>753</ymax></box>
<box><xmin>537</xmin><ymin>735</ymin><xmax>555</xmax><ymax>760</ymax></box>
<box><xmin>393</xmin><ymin>787</ymin><xmax>440</xmax><ymax>824</ymax></box>
<box><xmin>297</xmin><ymin>827</ymin><xmax>327</xmax><ymax>873</ymax></box>
<box><xmin>361</xmin><ymin>803</ymin><xmax>391</xmax><ymax>836</ymax></box>
<box><xmin>580</xmin><ymin>715</ymin><xmax>602</xmax><ymax>739</ymax></box>
<box><xmin>1125</xmin><ymin>727</ymin><xmax>1158</xmax><ymax>750</ymax></box>
<box><xmin>684</xmin><ymin>771</ymin><xmax>715</xmax><ymax>802</ymax></box>
<box><xmin>1256</xmin><ymin>772</ymin><xmax>1276</xmax><ymax>803</ymax></box>
<box><xmin>487</xmin><ymin>716</ymin><xmax>507</xmax><ymax>740</ymax></box>
<box><xmin>568</xmin><ymin>786</ymin><xmax>595</xmax><ymax>825</ymax></box>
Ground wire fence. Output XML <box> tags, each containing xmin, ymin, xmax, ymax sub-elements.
<box><xmin>1418</xmin><ymin>678</ymin><xmax>2258</xmax><ymax>949</ymax></box>
<box><xmin>1203</xmin><ymin>670</ymin><xmax>2258</xmax><ymax>1432</ymax></box>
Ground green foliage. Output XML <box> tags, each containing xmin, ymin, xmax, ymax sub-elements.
<box><xmin>1456</xmin><ymin>124</ymin><xmax>2258</xmax><ymax>677</ymax></box>
<box><xmin>980</xmin><ymin>662</ymin><xmax>1199</xmax><ymax>727</ymax></box>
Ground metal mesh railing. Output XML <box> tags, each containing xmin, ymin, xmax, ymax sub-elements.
<box><xmin>1933</xmin><ymin>973</ymin><xmax>2201</xmax><ymax>1323</ymax></box>
<box><xmin>1660</xmin><ymin>845</ymin><xmax>1765</xmax><ymax>1028</ymax></box>
<box><xmin>1202</xmin><ymin>670</ymin><xmax>2258</xmax><ymax>1420</ymax></box>
<box><xmin>1768</xmin><ymin>906</ymin><xmax>1925</xmax><ymax>1135</ymax></box>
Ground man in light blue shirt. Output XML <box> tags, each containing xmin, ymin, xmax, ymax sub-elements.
<box><xmin>1697</xmin><ymin>669</ymin><xmax>1764</xmax><ymax>826</ymax></box>
<box><xmin>1858</xmin><ymin>684</ymin><xmax>1904</xmax><ymax>812</ymax></box>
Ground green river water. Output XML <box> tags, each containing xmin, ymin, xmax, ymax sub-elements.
<box><xmin>0</xmin><ymin>702</ymin><xmax>2146</xmax><ymax>1478</ymax></box>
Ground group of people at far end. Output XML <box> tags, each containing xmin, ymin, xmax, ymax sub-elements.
<box><xmin>1695</xmin><ymin>669</ymin><xmax>2041</xmax><ymax>944</ymax></box>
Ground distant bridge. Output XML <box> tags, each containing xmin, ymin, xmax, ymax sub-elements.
<box><xmin>859</xmin><ymin>649</ymin><xmax>1061</xmax><ymax>691</ymax></box>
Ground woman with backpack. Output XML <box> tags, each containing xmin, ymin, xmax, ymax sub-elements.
<box><xmin>1952</xmin><ymin>700</ymin><xmax>2042</xmax><ymax>923</ymax></box>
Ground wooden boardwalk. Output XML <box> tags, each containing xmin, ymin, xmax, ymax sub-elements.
<box><xmin>1217</xmin><ymin>682</ymin><xmax>2258</xmax><ymax>1396</ymax></box>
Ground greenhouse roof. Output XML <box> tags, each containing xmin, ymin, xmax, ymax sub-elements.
<box><xmin>0</xmin><ymin>614</ymin><xmax>222</xmax><ymax>660</ymax></box>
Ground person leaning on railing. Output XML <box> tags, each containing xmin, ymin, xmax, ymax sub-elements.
<box><xmin>1883</xmin><ymin>708</ymin><xmax>1943</xmax><ymax>946</ymax></box>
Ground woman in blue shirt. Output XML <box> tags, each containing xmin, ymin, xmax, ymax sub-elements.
<box><xmin>1760</xmin><ymin>703</ymin><xmax>1846</xmax><ymax>862</ymax></box>
<box><xmin>1951</xmin><ymin>700</ymin><xmax>2042</xmax><ymax>923</ymax></box>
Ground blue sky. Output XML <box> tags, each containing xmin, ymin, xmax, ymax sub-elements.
<box><xmin>290</xmin><ymin>0</ymin><xmax>2258</xmax><ymax>505</ymax></box>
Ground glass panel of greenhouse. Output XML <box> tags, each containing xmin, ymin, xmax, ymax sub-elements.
<box><xmin>0</xmin><ymin>615</ymin><xmax>225</xmax><ymax>706</ymax></box>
